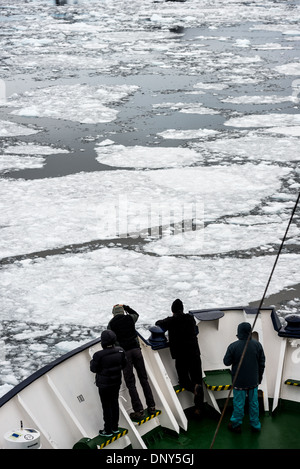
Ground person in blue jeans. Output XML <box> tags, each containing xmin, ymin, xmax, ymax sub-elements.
<box><xmin>223</xmin><ymin>322</ymin><xmax>265</xmax><ymax>433</ymax></box>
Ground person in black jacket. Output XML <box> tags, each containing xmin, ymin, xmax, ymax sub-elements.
<box><xmin>155</xmin><ymin>298</ymin><xmax>204</xmax><ymax>416</ymax></box>
<box><xmin>108</xmin><ymin>304</ymin><xmax>156</xmax><ymax>420</ymax></box>
<box><xmin>223</xmin><ymin>322</ymin><xmax>265</xmax><ymax>433</ymax></box>
<box><xmin>90</xmin><ymin>329</ymin><xmax>127</xmax><ymax>437</ymax></box>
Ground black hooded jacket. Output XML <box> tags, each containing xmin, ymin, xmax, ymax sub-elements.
<box><xmin>223</xmin><ymin>322</ymin><xmax>265</xmax><ymax>389</ymax></box>
<box><xmin>107</xmin><ymin>305</ymin><xmax>140</xmax><ymax>351</ymax></box>
<box><xmin>90</xmin><ymin>330</ymin><xmax>127</xmax><ymax>388</ymax></box>
<box><xmin>155</xmin><ymin>312</ymin><xmax>200</xmax><ymax>359</ymax></box>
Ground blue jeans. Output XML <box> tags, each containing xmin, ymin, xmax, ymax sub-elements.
<box><xmin>230</xmin><ymin>387</ymin><xmax>261</xmax><ymax>430</ymax></box>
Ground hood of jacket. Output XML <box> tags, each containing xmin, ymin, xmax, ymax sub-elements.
<box><xmin>237</xmin><ymin>322</ymin><xmax>251</xmax><ymax>340</ymax></box>
<box><xmin>101</xmin><ymin>329</ymin><xmax>116</xmax><ymax>348</ymax></box>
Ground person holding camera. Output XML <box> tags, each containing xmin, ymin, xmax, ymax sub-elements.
<box><xmin>108</xmin><ymin>304</ymin><xmax>156</xmax><ymax>420</ymax></box>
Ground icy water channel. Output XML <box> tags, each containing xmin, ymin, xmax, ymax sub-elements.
<box><xmin>0</xmin><ymin>0</ymin><xmax>300</xmax><ymax>394</ymax></box>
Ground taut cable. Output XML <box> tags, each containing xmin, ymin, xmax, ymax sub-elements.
<box><xmin>209</xmin><ymin>191</ymin><xmax>300</xmax><ymax>449</ymax></box>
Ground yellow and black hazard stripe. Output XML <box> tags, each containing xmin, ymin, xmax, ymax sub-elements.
<box><xmin>285</xmin><ymin>379</ymin><xmax>300</xmax><ymax>387</ymax></box>
<box><xmin>204</xmin><ymin>383</ymin><xmax>232</xmax><ymax>391</ymax></box>
<box><xmin>97</xmin><ymin>429</ymin><xmax>128</xmax><ymax>449</ymax></box>
<box><xmin>174</xmin><ymin>385</ymin><xmax>185</xmax><ymax>394</ymax></box>
<box><xmin>137</xmin><ymin>410</ymin><xmax>161</xmax><ymax>426</ymax></box>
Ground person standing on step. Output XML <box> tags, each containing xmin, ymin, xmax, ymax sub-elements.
<box><xmin>90</xmin><ymin>329</ymin><xmax>127</xmax><ymax>437</ymax></box>
<box><xmin>108</xmin><ymin>304</ymin><xmax>156</xmax><ymax>420</ymax></box>
<box><xmin>223</xmin><ymin>322</ymin><xmax>265</xmax><ymax>433</ymax></box>
<box><xmin>155</xmin><ymin>298</ymin><xmax>204</xmax><ymax>416</ymax></box>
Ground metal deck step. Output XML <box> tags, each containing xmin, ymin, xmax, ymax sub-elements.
<box><xmin>73</xmin><ymin>428</ymin><xmax>128</xmax><ymax>449</ymax></box>
<box><xmin>203</xmin><ymin>369</ymin><xmax>232</xmax><ymax>391</ymax></box>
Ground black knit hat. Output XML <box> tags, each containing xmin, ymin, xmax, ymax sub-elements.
<box><xmin>171</xmin><ymin>298</ymin><xmax>183</xmax><ymax>314</ymax></box>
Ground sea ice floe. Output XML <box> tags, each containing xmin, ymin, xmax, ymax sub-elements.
<box><xmin>193</xmin><ymin>82</ymin><xmax>229</xmax><ymax>91</ymax></box>
<box><xmin>157</xmin><ymin>129</ymin><xmax>219</xmax><ymax>139</ymax></box>
<box><xmin>1</xmin><ymin>247</ymin><xmax>300</xmax><ymax>327</ymax></box>
<box><xmin>0</xmin><ymin>143</ymin><xmax>69</xmax><ymax>172</ymax></box>
<box><xmin>3</xmin><ymin>143</ymin><xmax>69</xmax><ymax>156</ymax></box>
<box><xmin>225</xmin><ymin>114</ymin><xmax>300</xmax><ymax>128</ymax></box>
<box><xmin>9</xmin><ymin>53</ymin><xmax>119</xmax><ymax>74</ymax></box>
<box><xmin>0</xmin><ymin>163</ymin><xmax>292</xmax><ymax>258</ymax></box>
<box><xmin>253</xmin><ymin>43</ymin><xmax>294</xmax><ymax>50</ymax></box>
<box><xmin>262</xmin><ymin>127</ymin><xmax>300</xmax><ymax>137</ymax></box>
<box><xmin>95</xmin><ymin>143</ymin><xmax>200</xmax><ymax>168</ymax></box>
<box><xmin>220</xmin><ymin>95</ymin><xmax>298</xmax><ymax>104</ymax></box>
<box><xmin>2</xmin><ymin>84</ymin><xmax>139</xmax><ymax>124</ymax></box>
<box><xmin>274</xmin><ymin>62</ymin><xmax>300</xmax><ymax>76</ymax></box>
<box><xmin>191</xmin><ymin>133</ymin><xmax>300</xmax><ymax>162</ymax></box>
<box><xmin>145</xmin><ymin>220</ymin><xmax>300</xmax><ymax>256</ymax></box>
<box><xmin>0</xmin><ymin>383</ymin><xmax>14</xmax><ymax>397</ymax></box>
<box><xmin>153</xmin><ymin>102</ymin><xmax>220</xmax><ymax>114</ymax></box>
<box><xmin>234</xmin><ymin>39</ymin><xmax>251</xmax><ymax>48</ymax></box>
<box><xmin>0</xmin><ymin>120</ymin><xmax>40</xmax><ymax>137</ymax></box>
<box><xmin>0</xmin><ymin>154</ymin><xmax>45</xmax><ymax>172</ymax></box>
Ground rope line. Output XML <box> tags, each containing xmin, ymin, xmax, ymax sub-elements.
<box><xmin>209</xmin><ymin>191</ymin><xmax>300</xmax><ymax>449</ymax></box>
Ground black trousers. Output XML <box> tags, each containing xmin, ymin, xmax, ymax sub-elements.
<box><xmin>123</xmin><ymin>348</ymin><xmax>155</xmax><ymax>412</ymax></box>
<box><xmin>98</xmin><ymin>385</ymin><xmax>120</xmax><ymax>433</ymax></box>
<box><xmin>175</xmin><ymin>353</ymin><xmax>204</xmax><ymax>410</ymax></box>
